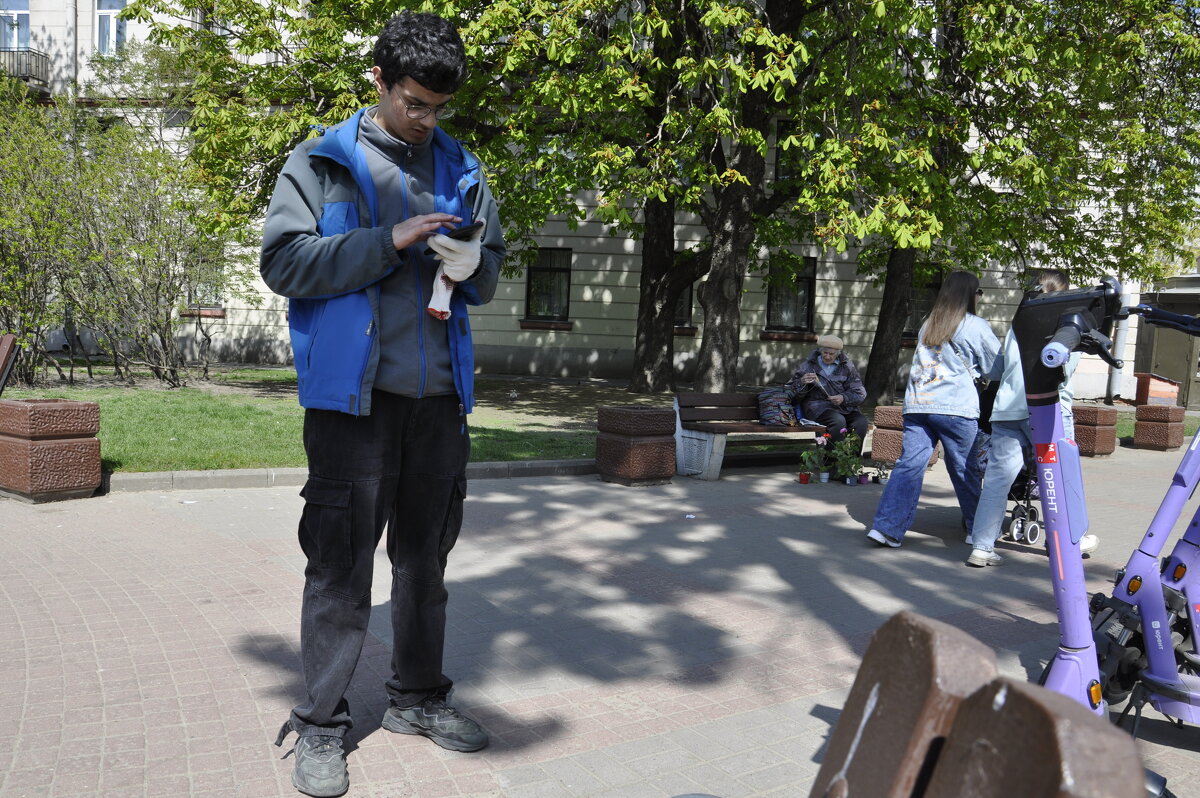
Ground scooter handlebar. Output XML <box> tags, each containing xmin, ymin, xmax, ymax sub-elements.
<box><xmin>1041</xmin><ymin>323</ymin><xmax>1082</xmax><ymax>368</ymax></box>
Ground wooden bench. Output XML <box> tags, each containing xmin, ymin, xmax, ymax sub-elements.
<box><xmin>674</xmin><ymin>391</ymin><xmax>825</xmax><ymax>480</ymax></box>
<box><xmin>0</xmin><ymin>334</ymin><xmax>17</xmax><ymax>396</ymax></box>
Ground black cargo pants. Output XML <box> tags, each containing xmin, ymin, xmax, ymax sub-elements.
<box><xmin>289</xmin><ymin>391</ymin><xmax>469</xmax><ymax>736</ymax></box>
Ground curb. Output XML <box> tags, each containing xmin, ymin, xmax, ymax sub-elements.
<box><xmin>104</xmin><ymin>459</ymin><xmax>599</xmax><ymax>494</ymax></box>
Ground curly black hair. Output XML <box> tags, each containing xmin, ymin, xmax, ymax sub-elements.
<box><xmin>373</xmin><ymin>10</ymin><xmax>467</xmax><ymax>94</ymax></box>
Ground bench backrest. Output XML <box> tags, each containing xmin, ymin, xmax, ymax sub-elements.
<box><xmin>0</xmin><ymin>334</ymin><xmax>16</xmax><ymax>397</ymax></box>
<box><xmin>675</xmin><ymin>392</ymin><xmax>760</xmax><ymax>424</ymax></box>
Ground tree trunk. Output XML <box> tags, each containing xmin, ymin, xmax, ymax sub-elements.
<box><xmin>629</xmin><ymin>197</ymin><xmax>679</xmax><ymax>393</ymax></box>
<box><xmin>863</xmin><ymin>246</ymin><xmax>916</xmax><ymax>406</ymax></box>
<box><xmin>695</xmin><ymin>195</ymin><xmax>757</xmax><ymax>392</ymax></box>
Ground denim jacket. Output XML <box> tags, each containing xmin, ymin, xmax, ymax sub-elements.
<box><xmin>902</xmin><ymin>314</ymin><xmax>1000</xmax><ymax>418</ymax></box>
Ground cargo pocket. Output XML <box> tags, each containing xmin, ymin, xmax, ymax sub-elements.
<box><xmin>298</xmin><ymin>477</ymin><xmax>354</xmax><ymax>569</ymax></box>
<box><xmin>436</xmin><ymin>476</ymin><xmax>467</xmax><ymax>571</ymax></box>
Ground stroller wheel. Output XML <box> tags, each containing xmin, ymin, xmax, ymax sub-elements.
<box><xmin>1010</xmin><ymin>517</ymin><xmax>1026</xmax><ymax>542</ymax></box>
<box><xmin>1027</xmin><ymin>505</ymin><xmax>1039</xmax><ymax>524</ymax></box>
<box><xmin>1024</xmin><ymin>521</ymin><xmax>1042</xmax><ymax>546</ymax></box>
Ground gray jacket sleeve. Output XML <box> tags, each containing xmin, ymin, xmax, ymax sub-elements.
<box><xmin>259</xmin><ymin>141</ymin><xmax>401</xmax><ymax>299</ymax></box>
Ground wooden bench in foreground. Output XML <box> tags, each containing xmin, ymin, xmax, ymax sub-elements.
<box><xmin>673</xmin><ymin>391</ymin><xmax>825</xmax><ymax>480</ymax></box>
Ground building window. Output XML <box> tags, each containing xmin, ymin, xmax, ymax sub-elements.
<box><xmin>674</xmin><ymin>282</ymin><xmax>694</xmax><ymax>327</ymax></box>
<box><xmin>765</xmin><ymin>256</ymin><xmax>816</xmax><ymax>332</ymax></box>
<box><xmin>181</xmin><ymin>285</ymin><xmax>226</xmax><ymax>319</ymax></box>
<box><xmin>904</xmin><ymin>277</ymin><xmax>942</xmax><ymax>338</ymax></box>
<box><xmin>0</xmin><ymin>1</ymin><xmax>30</xmax><ymax>50</ymax></box>
<box><xmin>525</xmin><ymin>248</ymin><xmax>571</xmax><ymax>322</ymax></box>
<box><xmin>96</xmin><ymin>0</ymin><xmax>127</xmax><ymax>55</ymax></box>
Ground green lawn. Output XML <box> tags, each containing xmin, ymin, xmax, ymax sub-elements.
<box><xmin>5</xmin><ymin>370</ymin><xmax>1193</xmax><ymax>473</ymax></box>
<box><xmin>2</xmin><ymin>372</ymin><xmax>641</xmax><ymax>472</ymax></box>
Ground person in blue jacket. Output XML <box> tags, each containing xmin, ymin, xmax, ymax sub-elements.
<box><xmin>867</xmin><ymin>271</ymin><xmax>1000</xmax><ymax>549</ymax></box>
<box><xmin>261</xmin><ymin>12</ymin><xmax>504</xmax><ymax>797</ymax></box>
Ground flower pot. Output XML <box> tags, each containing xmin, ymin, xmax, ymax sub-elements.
<box><xmin>857</xmin><ymin>474</ymin><xmax>870</xmax><ymax>485</ymax></box>
<box><xmin>879</xmin><ymin>475</ymin><xmax>890</xmax><ymax>485</ymax></box>
<box><xmin>798</xmin><ymin>472</ymin><xmax>811</xmax><ymax>484</ymax></box>
<box><xmin>844</xmin><ymin>476</ymin><xmax>856</xmax><ymax>485</ymax></box>
<box><xmin>818</xmin><ymin>472</ymin><xmax>830</xmax><ymax>483</ymax></box>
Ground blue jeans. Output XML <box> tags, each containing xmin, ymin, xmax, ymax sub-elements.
<box><xmin>290</xmin><ymin>392</ymin><xmax>469</xmax><ymax>737</ymax></box>
<box><xmin>871</xmin><ymin>413</ymin><xmax>981</xmax><ymax>542</ymax></box>
<box><xmin>970</xmin><ymin>420</ymin><xmax>1030</xmax><ymax>553</ymax></box>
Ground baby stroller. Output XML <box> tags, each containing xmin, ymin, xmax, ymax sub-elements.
<box><xmin>1000</xmin><ymin>452</ymin><xmax>1043</xmax><ymax>546</ymax></box>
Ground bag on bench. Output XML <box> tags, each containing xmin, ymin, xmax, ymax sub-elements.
<box><xmin>757</xmin><ymin>387</ymin><xmax>797</xmax><ymax>427</ymax></box>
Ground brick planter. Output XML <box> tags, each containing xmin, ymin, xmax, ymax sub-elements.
<box><xmin>1133</xmin><ymin>404</ymin><xmax>1185</xmax><ymax>451</ymax></box>
<box><xmin>870</xmin><ymin>405</ymin><xmax>940</xmax><ymax>468</ymax></box>
<box><xmin>1072</xmin><ymin>405</ymin><xmax>1117</xmax><ymax>457</ymax></box>
<box><xmin>0</xmin><ymin>399</ymin><xmax>102</xmax><ymax>502</ymax></box>
<box><xmin>595</xmin><ymin>405</ymin><xmax>675</xmax><ymax>486</ymax></box>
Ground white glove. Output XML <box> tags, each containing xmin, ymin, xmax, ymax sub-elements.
<box><xmin>426</xmin><ymin>219</ymin><xmax>485</xmax><ymax>282</ymax></box>
<box><xmin>427</xmin><ymin>264</ymin><xmax>453</xmax><ymax>320</ymax></box>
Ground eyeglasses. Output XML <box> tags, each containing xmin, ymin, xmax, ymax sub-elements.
<box><xmin>394</xmin><ymin>92</ymin><xmax>455</xmax><ymax>120</ymax></box>
<box><xmin>819</xmin><ymin>349</ymin><xmax>838</xmax><ymax>356</ymax></box>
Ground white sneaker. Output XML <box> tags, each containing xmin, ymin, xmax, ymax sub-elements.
<box><xmin>967</xmin><ymin>548</ymin><xmax>1003</xmax><ymax>567</ymax></box>
<box><xmin>1079</xmin><ymin>534</ymin><xmax>1099</xmax><ymax>555</ymax></box>
<box><xmin>867</xmin><ymin>528</ymin><xmax>901</xmax><ymax>548</ymax></box>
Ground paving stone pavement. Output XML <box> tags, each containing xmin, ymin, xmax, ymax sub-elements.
<box><xmin>2</xmin><ymin>442</ymin><xmax>1200</xmax><ymax>797</ymax></box>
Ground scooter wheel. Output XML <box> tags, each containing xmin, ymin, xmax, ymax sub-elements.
<box><xmin>1024</xmin><ymin>521</ymin><xmax>1042</xmax><ymax>546</ymax></box>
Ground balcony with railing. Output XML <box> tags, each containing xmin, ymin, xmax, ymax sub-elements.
<box><xmin>0</xmin><ymin>48</ymin><xmax>50</xmax><ymax>95</ymax></box>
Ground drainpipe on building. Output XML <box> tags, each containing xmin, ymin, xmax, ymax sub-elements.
<box><xmin>1105</xmin><ymin>281</ymin><xmax>1135</xmax><ymax>404</ymax></box>
<box><xmin>67</xmin><ymin>0</ymin><xmax>78</xmax><ymax>89</ymax></box>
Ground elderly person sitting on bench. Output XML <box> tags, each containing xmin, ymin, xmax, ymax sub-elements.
<box><xmin>784</xmin><ymin>334</ymin><xmax>868</xmax><ymax>446</ymax></box>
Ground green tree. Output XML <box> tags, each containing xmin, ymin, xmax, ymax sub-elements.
<box><xmin>128</xmin><ymin>0</ymin><xmax>1200</xmax><ymax>396</ymax></box>
<box><xmin>0</xmin><ymin>77</ymin><xmax>73</xmax><ymax>385</ymax></box>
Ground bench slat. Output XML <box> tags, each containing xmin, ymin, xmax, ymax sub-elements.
<box><xmin>675</xmin><ymin>391</ymin><xmax>758</xmax><ymax>409</ymax></box>
<box><xmin>678</xmin><ymin>406</ymin><xmax>761</xmax><ymax>423</ymax></box>
<box><xmin>683</xmin><ymin>421</ymin><xmax>824</xmax><ymax>434</ymax></box>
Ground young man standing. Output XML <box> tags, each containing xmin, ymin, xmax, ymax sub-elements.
<box><xmin>261</xmin><ymin>11</ymin><xmax>504</xmax><ymax>797</ymax></box>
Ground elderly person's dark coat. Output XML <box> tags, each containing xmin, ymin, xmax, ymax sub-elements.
<box><xmin>784</xmin><ymin>350</ymin><xmax>867</xmax><ymax>421</ymax></box>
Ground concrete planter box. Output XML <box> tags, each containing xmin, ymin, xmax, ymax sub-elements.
<box><xmin>1072</xmin><ymin>405</ymin><xmax>1117</xmax><ymax>457</ymax></box>
<box><xmin>0</xmin><ymin>399</ymin><xmax>101</xmax><ymax>502</ymax></box>
<box><xmin>1133</xmin><ymin>403</ymin><xmax>1186</xmax><ymax>451</ymax></box>
<box><xmin>870</xmin><ymin>406</ymin><xmax>941</xmax><ymax>468</ymax></box>
<box><xmin>595</xmin><ymin>405</ymin><xmax>675</xmax><ymax>486</ymax></box>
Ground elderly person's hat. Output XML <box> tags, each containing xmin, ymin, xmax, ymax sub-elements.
<box><xmin>817</xmin><ymin>335</ymin><xmax>843</xmax><ymax>351</ymax></box>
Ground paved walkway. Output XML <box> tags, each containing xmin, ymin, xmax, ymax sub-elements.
<box><xmin>2</xmin><ymin>442</ymin><xmax>1199</xmax><ymax>797</ymax></box>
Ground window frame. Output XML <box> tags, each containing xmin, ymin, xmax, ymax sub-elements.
<box><xmin>95</xmin><ymin>0</ymin><xmax>127</xmax><ymax>56</ymax></box>
<box><xmin>0</xmin><ymin>1</ymin><xmax>30</xmax><ymax>50</ymax></box>
<box><xmin>521</xmin><ymin>247</ymin><xmax>573</xmax><ymax>329</ymax></box>
<box><xmin>763</xmin><ymin>255</ymin><xmax>817</xmax><ymax>334</ymax></box>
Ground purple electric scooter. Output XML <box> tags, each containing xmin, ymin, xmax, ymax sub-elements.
<box><xmin>1010</xmin><ymin>278</ymin><xmax>1124</xmax><ymax>713</ymax></box>
<box><xmin>1009</xmin><ymin>279</ymin><xmax>1194</xmax><ymax>797</ymax></box>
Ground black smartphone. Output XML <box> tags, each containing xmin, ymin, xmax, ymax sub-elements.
<box><xmin>424</xmin><ymin>220</ymin><xmax>483</xmax><ymax>255</ymax></box>
<box><xmin>444</xmin><ymin>220</ymin><xmax>483</xmax><ymax>240</ymax></box>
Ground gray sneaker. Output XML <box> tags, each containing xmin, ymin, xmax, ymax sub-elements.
<box><xmin>382</xmin><ymin>696</ymin><xmax>488</xmax><ymax>752</ymax></box>
<box><xmin>967</xmin><ymin>548</ymin><xmax>1003</xmax><ymax>567</ymax></box>
<box><xmin>276</xmin><ymin>722</ymin><xmax>348</xmax><ymax>798</ymax></box>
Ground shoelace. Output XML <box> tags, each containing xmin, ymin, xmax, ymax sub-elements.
<box><xmin>275</xmin><ymin>720</ymin><xmax>342</xmax><ymax>760</ymax></box>
<box><xmin>303</xmin><ymin>736</ymin><xmax>341</xmax><ymax>761</ymax></box>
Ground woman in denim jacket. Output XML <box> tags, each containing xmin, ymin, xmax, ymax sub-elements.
<box><xmin>965</xmin><ymin>270</ymin><xmax>1097</xmax><ymax>566</ymax></box>
<box><xmin>867</xmin><ymin>271</ymin><xmax>1000</xmax><ymax>548</ymax></box>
